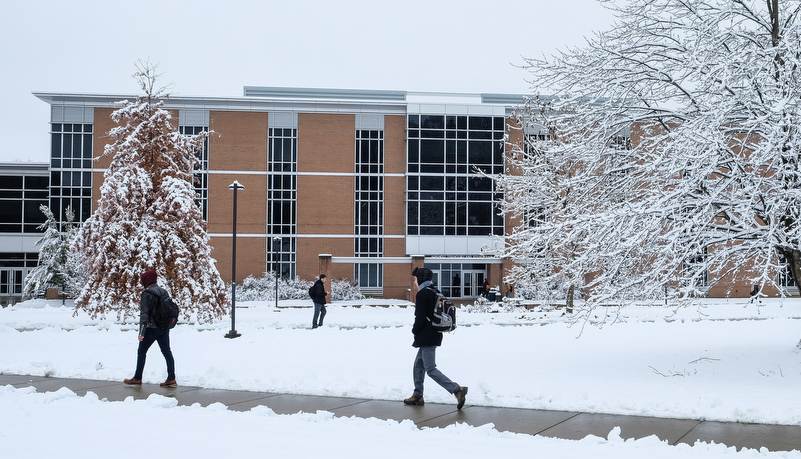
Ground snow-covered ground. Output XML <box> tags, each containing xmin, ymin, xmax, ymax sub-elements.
<box><xmin>2</xmin><ymin>297</ymin><xmax>800</xmax><ymax>457</ymax></box>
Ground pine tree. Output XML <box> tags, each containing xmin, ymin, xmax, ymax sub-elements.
<box><xmin>73</xmin><ymin>61</ymin><xmax>229</xmax><ymax>323</ymax></box>
<box><xmin>23</xmin><ymin>205</ymin><xmax>69</xmax><ymax>298</ymax></box>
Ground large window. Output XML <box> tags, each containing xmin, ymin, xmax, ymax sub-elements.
<box><xmin>407</xmin><ymin>115</ymin><xmax>504</xmax><ymax>236</ymax></box>
<box><xmin>354</xmin><ymin>129</ymin><xmax>384</xmax><ymax>290</ymax></box>
<box><xmin>268</xmin><ymin>128</ymin><xmax>297</xmax><ymax>279</ymax></box>
<box><xmin>50</xmin><ymin>123</ymin><xmax>93</xmax><ymax>227</ymax></box>
<box><xmin>0</xmin><ymin>175</ymin><xmax>49</xmax><ymax>233</ymax></box>
<box><xmin>180</xmin><ymin>126</ymin><xmax>209</xmax><ymax>221</ymax></box>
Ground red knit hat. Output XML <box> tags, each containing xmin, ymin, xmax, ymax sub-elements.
<box><xmin>140</xmin><ymin>270</ymin><xmax>157</xmax><ymax>287</ymax></box>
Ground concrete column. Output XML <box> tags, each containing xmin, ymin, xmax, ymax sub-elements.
<box><xmin>318</xmin><ymin>254</ymin><xmax>332</xmax><ymax>302</ymax></box>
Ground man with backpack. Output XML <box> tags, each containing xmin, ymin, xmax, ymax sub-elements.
<box><xmin>124</xmin><ymin>270</ymin><xmax>177</xmax><ymax>387</ymax></box>
<box><xmin>403</xmin><ymin>267</ymin><xmax>468</xmax><ymax>410</ymax></box>
<box><xmin>310</xmin><ymin>274</ymin><xmax>329</xmax><ymax>329</ymax></box>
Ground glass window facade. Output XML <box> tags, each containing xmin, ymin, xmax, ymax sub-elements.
<box><xmin>354</xmin><ymin>129</ymin><xmax>384</xmax><ymax>289</ymax></box>
<box><xmin>180</xmin><ymin>126</ymin><xmax>210</xmax><ymax>221</ymax></box>
<box><xmin>407</xmin><ymin>115</ymin><xmax>505</xmax><ymax>236</ymax></box>
<box><xmin>49</xmin><ymin>123</ymin><xmax>93</xmax><ymax>228</ymax></box>
<box><xmin>268</xmin><ymin>128</ymin><xmax>297</xmax><ymax>279</ymax></box>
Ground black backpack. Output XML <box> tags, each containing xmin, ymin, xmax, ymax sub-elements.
<box><xmin>146</xmin><ymin>289</ymin><xmax>180</xmax><ymax>330</ymax></box>
<box><xmin>425</xmin><ymin>286</ymin><xmax>457</xmax><ymax>333</ymax></box>
<box><xmin>308</xmin><ymin>285</ymin><xmax>315</xmax><ymax>299</ymax></box>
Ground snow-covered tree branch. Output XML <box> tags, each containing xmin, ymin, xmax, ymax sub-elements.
<box><xmin>73</xmin><ymin>62</ymin><xmax>229</xmax><ymax>323</ymax></box>
<box><xmin>498</xmin><ymin>0</ymin><xmax>801</xmax><ymax>309</ymax></box>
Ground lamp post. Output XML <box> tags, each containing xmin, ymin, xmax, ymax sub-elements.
<box><xmin>225</xmin><ymin>180</ymin><xmax>244</xmax><ymax>339</ymax></box>
<box><xmin>273</xmin><ymin>236</ymin><xmax>281</xmax><ymax>310</ymax></box>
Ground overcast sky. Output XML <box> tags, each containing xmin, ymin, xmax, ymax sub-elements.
<box><xmin>0</xmin><ymin>0</ymin><xmax>616</xmax><ymax>163</ymax></box>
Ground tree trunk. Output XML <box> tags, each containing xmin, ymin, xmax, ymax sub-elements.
<box><xmin>566</xmin><ymin>284</ymin><xmax>574</xmax><ymax>314</ymax></box>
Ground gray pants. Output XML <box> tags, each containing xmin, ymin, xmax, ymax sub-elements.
<box><xmin>312</xmin><ymin>302</ymin><xmax>326</xmax><ymax>328</ymax></box>
<box><xmin>412</xmin><ymin>346</ymin><xmax>459</xmax><ymax>397</ymax></box>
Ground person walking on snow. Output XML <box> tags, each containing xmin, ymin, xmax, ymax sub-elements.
<box><xmin>124</xmin><ymin>270</ymin><xmax>177</xmax><ymax>387</ymax></box>
<box><xmin>404</xmin><ymin>267</ymin><xmax>467</xmax><ymax>409</ymax></box>
<box><xmin>311</xmin><ymin>274</ymin><xmax>329</xmax><ymax>329</ymax></box>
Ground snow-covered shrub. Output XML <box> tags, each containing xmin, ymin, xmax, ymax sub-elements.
<box><xmin>235</xmin><ymin>273</ymin><xmax>365</xmax><ymax>302</ymax></box>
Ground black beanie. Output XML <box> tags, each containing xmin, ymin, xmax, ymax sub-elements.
<box><xmin>412</xmin><ymin>267</ymin><xmax>433</xmax><ymax>284</ymax></box>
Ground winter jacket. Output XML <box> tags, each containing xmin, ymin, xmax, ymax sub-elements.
<box><xmin>138</xmin><ymin>283</ymin><xmax>170</xmax><ymax>335</ymax></box>
<box><xmin>412</xmin><ymin>284</ymin><xmax>443</xmax><ymax>348</ymax></box>
<box><xmin>311</xmin><ymin>280</ymin><xmax>327</xmax><ymax>305</ymax></box>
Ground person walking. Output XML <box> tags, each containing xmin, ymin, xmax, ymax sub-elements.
<box><xmin>124</xmin><ymin>270</ymin><xmax>177</xmax><ymax>387</ymax></box>
<box><xmin>404</xmin><ymin>267</ymin><xmax>467</xmax><ymax>410</ymax></box>
<box><xmin>311</xmin><ymin>274</ymin><xmax>329</xmax><ymax>329</ymax></box>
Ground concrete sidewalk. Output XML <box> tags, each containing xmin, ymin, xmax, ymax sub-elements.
<box><xmin>3</xmin><ymin>373</ymin><xmax>800</xmax><ymax>452</ymax></box>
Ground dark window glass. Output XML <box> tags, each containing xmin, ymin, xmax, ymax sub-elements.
<box><xmin>420</xmin><ymin>202</ymin><xmax>443</xmax><ymax>225</ymax></box>
<box><xmin>469</xmin><ymin>141</ymin><xmax>492</xmax><ymax>164</ymax></box>
<box><xmin>407</xmin><ymin>201</ymin><xmax>418</xmax><ymax>225</ymax></box>
<box><xmin>469</xmin><ymin>176</ymin><xmax>493</xmax><ymax>191</ymax></box>
<box><xmin>468</xmin><ymin>202</ymin><xmax>491</xmax><ymax>226</ymax></box>
<box><xmin>51</xmin><ymin>134</ymin><xmax>61</xmax><ymax>158</ymax></box>
<box><xmin>420</xmin><ymin>176</ymin><xmax>444</xmax><ymax>191</ymax></box>
<box><xmin>24</xmin><ymin>201</ymin><xmax>46</xmax><ymax>223</ymax></box>
<box><xmin>469</xmin><ymin>117</ymin><xmax>492</xmax><ymax>130</ymax></box>
<box><xmin>0</xmin><ymin>200</ymin><xmax>22</xmax><ymax>223</ymax></box>
<box><xmin>420</xmin><ymin>115</ymin><xmax>444</xmax><ymax>129</ymax></box>
<box><xmin>407</xmin><ymin>140</ymin><xmax>419</xmax><ymax>163</ymax></box>
<box><xmin>494</xmin><ymin>117</ymin><xmax>504</xmax><ymax>130</ymax></box>
<box><xmin>420</xmin><ymin>140</ymin><xmax>444</xmax><ymax>163</ymax></box>
<box><xmin>408</xmin><ymin>115</ymin><xmax>419</xmax><ymax>129</ymax></box>
<box><xmin>25</xmin><ymin>176</ymin><xmax>49</xmax><ymax>189</ymax></box>
<box><xmin>0</xmin><ymin>176</ymin><xmax>23</xmax><ymax>189</ymax></box>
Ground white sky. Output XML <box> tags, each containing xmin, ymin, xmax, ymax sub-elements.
<box><xmin>0</xmin><ymin>0</ymin><xmax>616</xmax><ymax>163</ymax></box>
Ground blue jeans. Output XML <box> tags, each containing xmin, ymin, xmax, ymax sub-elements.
<box><xmin>313</xmin><ymin>303</ymin><xmax>326</xmax><ymax>328</ymax></box>
<box><xmin>134</xmin><ymin>328</ymin><xmax>175</xmax><ymax>380</ymax></box>
<box><xmin>412</xmin><ymin>346</ymin><xmax>459</xmax><ymax>397</ymax></box>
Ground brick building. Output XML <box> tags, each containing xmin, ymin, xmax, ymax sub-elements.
<box><xmin>3</xmin><ymin>86</ymin><xmax>784</xmax><ymax>305</ymax></box>
<box><xmin>30</xmin><ymin>87</ymin><xmax>525</xmax><ymax>301</ymax></box>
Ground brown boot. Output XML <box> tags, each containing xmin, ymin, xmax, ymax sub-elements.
<box><xmin>403</xmin><ymin>395</ymin><xmax>425</xmax><ymax>406</ymax></box>
<box><xmin>454</xmin><ymin>386</ymin><xmax>468</xmax><ymax>410</ymax></box>
<box><xmin>123</xmin><ymin>378</ymin><xmax>142</xmax><ymax>385</ymax></box>
<box><xmin>159</xmin><ymin>379</ymin><xmax>177</xmax><ymax>388</ymax></box>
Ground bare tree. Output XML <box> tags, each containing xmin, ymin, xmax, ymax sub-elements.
<box><xmin>498</xmin><ymin>0</ymin><xmax>801</xmax><ymax>311</ymax></box>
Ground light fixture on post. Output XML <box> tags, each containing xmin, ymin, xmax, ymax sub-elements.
<box><xmin>273</xmin><ymin>236</ymin><xmax>281</xmax><ymax>310</ymax></box>
<box><xmin>225</xmin><ymin>180</ymin><xmax>244</xmax><ymax>339</ymax></box>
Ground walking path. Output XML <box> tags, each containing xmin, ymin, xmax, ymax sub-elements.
<box><xmin>3</xmin><ymin>373</ymin><xmax>800</xmax><ymax>452</ymax></box>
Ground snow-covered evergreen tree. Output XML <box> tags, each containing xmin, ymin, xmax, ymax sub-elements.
<box><xmin>498</xmin><ymin>0</ymin><xmax>801</xmax><ymax>309</ymax></box>
<box><xmin>23</xmin><ymin>205</ymin><xmax>83</xmax><ymax>298</ymax></box>
<box><xmin>73</xmin><ymin>61</ymin><xmax>229</xmax><ymax>323</ymax></box>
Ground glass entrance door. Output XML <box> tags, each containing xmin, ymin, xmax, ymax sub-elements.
<box><xmin>460</xmin><ymin>270</ymin><xmax>485</xmax><ymax>298</ymax></box>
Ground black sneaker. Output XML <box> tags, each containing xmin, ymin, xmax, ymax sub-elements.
<box><xmin>454</xmin><ymin>386</ymin><xmax>468</xmax><ymax>410</ymax></box>
<box><xmin>403</xmin><ymin>395</ymin><xmax>425</xmax><ymax>406</ymax></box>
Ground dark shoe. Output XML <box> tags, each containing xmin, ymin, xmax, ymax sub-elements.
<box><xmin>403</xmin><ymin>395</ymin><xmax>425</xmax><ymax>406</ymax></box>
<box><xmin>454</xmin><ymin>386</ymin><xmax>468</xmax><ymax>410</ymax></box>
<box><xmin>123</xmin><ymin>378</ymin><xmax>142</xmax><ymax>385</ymax></box>
<box><xmin>159</xmin><ymin>379</ymin><xmax>177</xmax><ymax>388</ymax></box>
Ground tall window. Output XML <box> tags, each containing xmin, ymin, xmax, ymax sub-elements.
<box><xmin>268</xmin><ymin>128</ymin><xmax>297</xmax><ymax>279</ymax></box>
<box><xmin>179</xmin><ymin>126</ymin><xmax>209</xmax><ymax>221</ymax></box>
<box><xmin>355</xmin><ymin>129</ymin><xmax>384</xmax><ymax>290</ymax></box>
<box><xmin>407</xmin><ymin>115</ymin><xmax>505</xmax><ymax>236</ymax></box>
<box><xmin>49</xmin><ymin>123</ymin><xmax>93</xmax><ymax>227</ymax></box>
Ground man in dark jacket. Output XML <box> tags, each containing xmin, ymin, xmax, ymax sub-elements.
<box><xmin>404</xmin><ymin>267</ymin><xmax>468</xmax><ymax>409</ymax></box>
<box><xmin>311</xmin><ymin>274</ymin><xmax>329</xmax><ymax>329</ymax></box>
<box><xmin>124</xmin><ymin>270</ymin><xmax>177</xmax><ymax>387</ymax></box>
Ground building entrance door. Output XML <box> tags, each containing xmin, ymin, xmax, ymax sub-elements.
<box><xmin>460</xmin><ymin>270</ymin><xmax>485</xmax><ymax>298</ymax></box>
